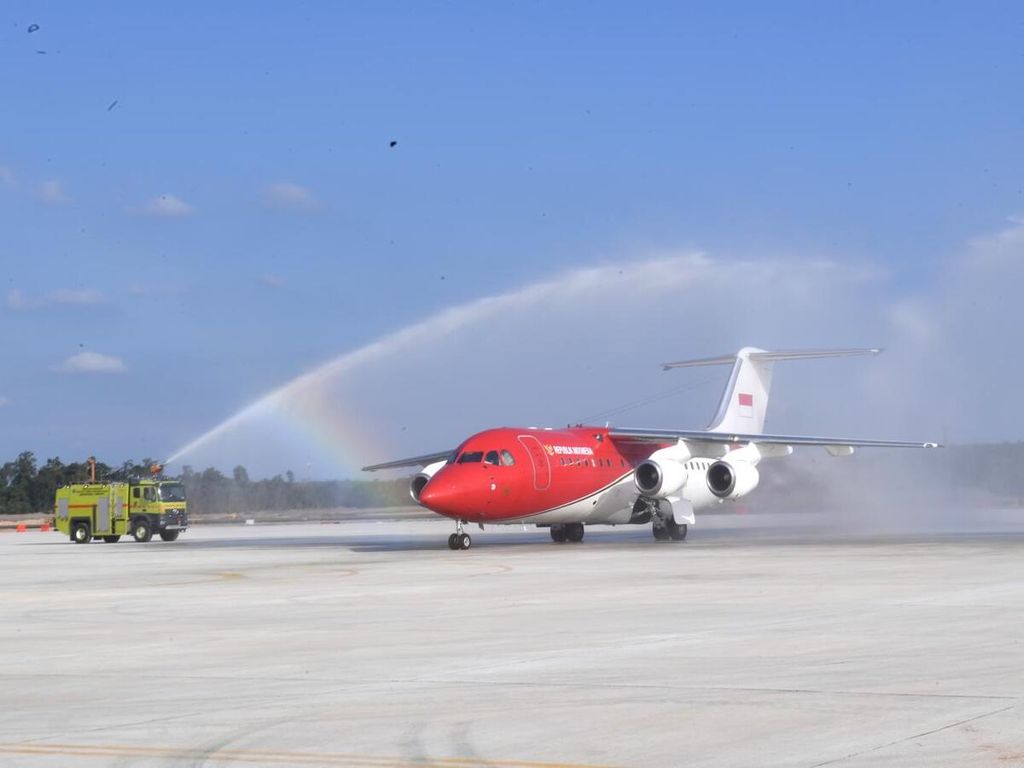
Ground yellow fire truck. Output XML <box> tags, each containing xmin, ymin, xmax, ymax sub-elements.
<box><xmin>54</xmin><ymin>479</ymin><xmax>189</xmax><ymax>544</ymax></box>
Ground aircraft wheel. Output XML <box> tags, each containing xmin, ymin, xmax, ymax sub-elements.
<box><xmin>665</xmin><ymin>519</ymin><xmax>687</xmax><ymax>541</ymax></box>
<box><xmin>448</xmin><ymin>533</ymin><xmax>459</xmax><ymax>550</ymax></box>
<box><xmin>72</xmin><ymin>521</ymin><xmax>91</xmax><ymax>544</ymax></box>
<box><xmin>458</xmin><ymin>533</ymin><xmax>472</xmax><ymax>550</ymax></box>
<box><xmin>102</xmin><ymin>535</ymin><xmax>121</xmax><ymax>543</ymax></box>
<box><xmin>652</xmin><ymin>525</ymin><xmax>670</xmax><ymax>541</ymax></box>
<box><xmin>565</xmin><ymin>522</ymin><xmax>585</xmax><ymax>543</ymax></box>
<box><xmin>132</xmin><ymin>518</ymin><xmax>153</xmax><ymax>543</ymax></box>
<box><xmin>550</xmin><ymin>526</ymin><xmax>567</xmax><ymax>543</ymax></box>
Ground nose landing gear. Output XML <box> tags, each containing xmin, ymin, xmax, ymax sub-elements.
<box><xmin>447</xmin><ymin>520</ymin><xmax>472</xmax><ymax>550</ymax></box>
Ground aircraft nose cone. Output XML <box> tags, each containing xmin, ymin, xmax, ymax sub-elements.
<box><xmin>418</xmin><ymin>479</ymin><xmax>461</xmax><ymax>517</ymax></box>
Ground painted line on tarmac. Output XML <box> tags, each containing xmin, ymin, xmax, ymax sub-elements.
<box><xmin>0</xmin><ymin>742</ymin><xmax>622</xmax><ymax>768</ymax></box>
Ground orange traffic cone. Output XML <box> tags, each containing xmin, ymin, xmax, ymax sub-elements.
<box><xmin>15</xmin><ymin>522</ymin><xmax>27</xmax><ymax>533</ymax></box>
<box><xmin>40</xmin><ymin>522</ymin><xmax>51</xmax><ymax>532</ymax></box>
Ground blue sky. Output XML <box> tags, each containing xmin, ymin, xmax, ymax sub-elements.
<box><xmin>2</xmin><ymin>2</ymin><xmax>1023</xmax><ymax>476</ymax></box>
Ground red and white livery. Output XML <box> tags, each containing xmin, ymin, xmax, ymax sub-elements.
<box><xmin>364</xmin><ymin>347</ymin><xmax>939</xmax><ymax>549</ymax></box>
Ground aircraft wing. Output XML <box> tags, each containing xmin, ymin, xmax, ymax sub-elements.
<box><xmin>362</xmin><ymin>450</ymin><xmax>454</xmax><ymax>472</ymax></box>
<box><xmin>609</xmin><ymin>427</ymin><xmax>940</xmax><ymax>449</ymax></box>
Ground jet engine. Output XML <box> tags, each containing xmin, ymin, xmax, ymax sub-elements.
<box><xmin>706</xmin><ymin>459</ymin><xmax>760</xmax><ymax>500</ymax></box>
<box><xmin>410</xmin><ymin>460</ymin><xmax>447</xmax><ymax>504</ymax></box>
<box><xmin>634</xmin><ymin>459</ymin><xmax>688</xmax><ymax>499</ymax></box>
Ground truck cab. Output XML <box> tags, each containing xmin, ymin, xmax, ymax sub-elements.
<box><xmin>54</xmin><ymin>480</ymin><xmax>189</xmax><ymax>544</ymax></box>
<box><xmin>128</xmin><ymin>480</ymin><xmax>189</xmax><ymax>542</ymax></box>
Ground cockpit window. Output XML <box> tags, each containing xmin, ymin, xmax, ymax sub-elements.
<box><xmin>483</xmin><ymin>451</ymin><xmax>500</xmax><ymax>466</ymax></box>
<box><xmin>500</xmin><ymin>449</ymin><xmax>515</xmax><ymax>466</ymax></box>
<box><xmin>457</xmin><ymin>451</ymin><xmax>483</xmax><ymax>464</ymax></box>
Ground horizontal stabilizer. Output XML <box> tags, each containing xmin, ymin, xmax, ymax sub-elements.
<box><xmin>661</xmin><ymin>347</ymin><xmax>881</xmax><ymax>371</ymax></box>
<box><xmin>661</xmin><ymin>346</ymin><xmax>884</xmax><ymax>435</ymax></box>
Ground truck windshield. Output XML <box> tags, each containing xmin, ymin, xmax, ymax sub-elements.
<box><xmin>159</xmin><ymin>483</ymin><xmax>187</xmax><ymax>502</ymax></box>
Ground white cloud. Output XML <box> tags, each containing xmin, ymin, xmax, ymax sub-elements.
<box><xmin>134</xmin><ymin>194</ymin><xmax>195</xmax><ymax>217</ymax></box>
<box><xmin>53</xmin><ymin>352</ymin><xmax>127</xmax><ymax>374</ymax></box>
<box><xmin>7</xmin><ymin>287</ymin><xmax>106</xmax><ymax>311</ymax></box>
<box><xmin>263</xmin><ymin>182</ymin><xmax>319</xmax><ymax>211</ymax></box>
<box><xmin>6</xmin><ymin>289</ymin><xmax>31</xmax><ymax>310</ymax></box>
<box><xmin>50</xmin><ymin>288</ymin><xmax>106</xmax><ymax>306</ymax></box>
<box><xmin>36</xmin><ymin>180</ymin><xmax>70</xmax><ymax>204</ymax></box>
<box><xmin>257</xmin><ymin>274</ymin><xmax>287</xmax><ymax>289</ymax></box>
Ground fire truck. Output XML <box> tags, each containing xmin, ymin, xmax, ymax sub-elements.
<box><xmin>53</xmin><ymin>461</ymin><xmax>188</xmax><ymax>543</ymax></box>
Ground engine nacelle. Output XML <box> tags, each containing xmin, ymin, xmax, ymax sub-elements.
<box><xmin>634</xmin><ymin>459</ymin><xmax>689</xmax><ymax>499</ymax></box>
<box><xmin>706</xmin><ymin>459</ymin><xmax>760</xmax><ymax>500</ymax></box>
<box><xmin>410</xmin><ymin>460</ymin><xmax>446</xmax><ymax>505</ymax></box>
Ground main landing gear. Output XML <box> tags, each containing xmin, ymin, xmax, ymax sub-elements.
<box><xmin>447</xmin><ymin>520</ymin><xmax>472</xmax><ymax>550</ymax></box>
<box><xmin>653</xmin><ymin>517</ymin><xmax>687</xmax><ymax>542</ymax></box>
<box><xmin>550</xmin><ymin>522</ymin><xmax>585</xmax><ymax>544</ymax></box>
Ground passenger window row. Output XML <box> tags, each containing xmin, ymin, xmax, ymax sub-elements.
<box><xmin>454</xmin><ymin>449</ymin><xmax>628</xmax><ymax>470</ymax></box>
<box><xmin>557</xmin><ymin>457</ymin><xmax>628</xmax><ymax>469</ymax></box>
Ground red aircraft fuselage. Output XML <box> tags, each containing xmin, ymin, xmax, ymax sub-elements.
<box><xmin>418</xmin><ymin>426</ymin><xmax>664</xmax><ymax>523</ymax></box>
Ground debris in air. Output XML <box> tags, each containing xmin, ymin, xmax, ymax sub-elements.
<box><xmin>107</xmin><ymin>100</ymin><xmax>119</xmax><ymax>112</ymax></box>
<box><xmin>389</xmin><ymin>140</ymin><xmax>397</xmax><ymax>148</ymax></box>
<box><xmin>28</xmin><ymin>23</ymin><xmax>40</xmax><ymax>33</ymax></box>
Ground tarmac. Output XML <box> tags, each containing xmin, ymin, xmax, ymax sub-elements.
<box><xmin>1</xmin><ymin>514</ymin><xmax>1023</xmax><ymax>767</ymax></box>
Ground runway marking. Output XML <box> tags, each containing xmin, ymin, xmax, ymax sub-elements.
<box><xmin>449</xmin><ymin>562</ymin><xmax>514</xmax><ymax>576</ymax></box>
<box><xmin>162</xmin><ymin>571</ymin><xmax>249</xmax><ymax>587</ymax></box>
<box><xmin>808</xmin><ymin>704</ymin><xmax>1018</xmax><ymax>767</ymax></box>
<box><xmin>0</xmin><ymin>742</ymin><xmax>622</xmax><ymax>768</ymax></box>
<box><xmin>403</xmin><ymin>677</ymin><xmax>1020</xmax><ymax>703</ymax></box>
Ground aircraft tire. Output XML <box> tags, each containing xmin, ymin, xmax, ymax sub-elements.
<box><xmin>666</xmin><ymin>520</ymin><xmax>687</xmax><ymax>542</ymax></box>
<box><xmin>458</xmin><ymin>533</ymin><xmax>472</xmax><ymax>550</ymax></box>
<box><xmin>448</xmin><ymin>533</ymin><xmax>459</xmax><ymax>550</ymax></box>
<box><xmin>72</xmin><ymin>521</ymin><xmax>91</xmax><ymax>544</ymax></box>
<box><xmin>565</xmin><ymin>522</ymin><xmax>585</xmax><ymax>543</ymax></box>
<box><xmin>550</xmin><ymin>526</ymin><xmax>567</xmax><ymax>543</ymax></box>
<box><xmin>652</xmin><ymin>526</ymin><xmax>670</xmax><ymax>542</ymax></box>
<box><xmin>102</xmin><ymin>535</ymin><xmax>121</xmax><ymax>543</ymax></box>
<box><xmin>132</xmin><ymin>518</ymin><xmax>153</xmax><ymax>543</ymax></box>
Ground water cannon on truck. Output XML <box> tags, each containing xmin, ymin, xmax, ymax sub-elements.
<box><xmin>53</xmin><ymin>458</ymin><xmax>188</xmax><ymax>544</ymax></box>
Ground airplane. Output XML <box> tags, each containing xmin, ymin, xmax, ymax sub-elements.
<box><xmin>363</xmin><ymin>347</ymin><xmax>940</xmax><ymax>549</ymax></box>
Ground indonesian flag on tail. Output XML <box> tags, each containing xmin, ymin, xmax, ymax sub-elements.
<box><xmin>738</xmin><ymin>392</ymin><xmax>754</xmax><ymax>418</ymax></box>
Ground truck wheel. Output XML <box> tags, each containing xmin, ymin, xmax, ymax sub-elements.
<box><xmin>72</xmin><ymin>521</ymin><xmax>91</xmax><ymax>544</ymax></box>
<box><xmin>132</xmin><ymin>519</ymin><xmax>153</xmax><ymax>543</ymax></box>
<box><xmin>159</xmin><ymin>530</ymin><xmax>180</xmax><ymax>542</ymax></box>
<box><xmin>102</xmin><ymin>535</ymin><xmax>121</xmax><ymax>543</ymax></box>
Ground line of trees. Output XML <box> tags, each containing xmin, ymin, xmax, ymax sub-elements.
<box><xmin>3</xmin><ymin>443</ymin><xmax>1024</xmax><ymax>517</ymax></box>
<box><xmin>0</xmin><ymin>452</ymin><xmax>411</xmax><ymax>516</ymax></box>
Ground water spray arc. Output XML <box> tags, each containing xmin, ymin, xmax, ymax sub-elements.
<box><xmin>163</xmin><ymin>254</ymin><xmax>718</xmax><ymax>469</ymax></box>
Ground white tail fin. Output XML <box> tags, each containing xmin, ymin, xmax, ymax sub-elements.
<box><xmin>661</xmin><ymin>347</ymin><xmax>882</xmax><ymax>435</ymax></box>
